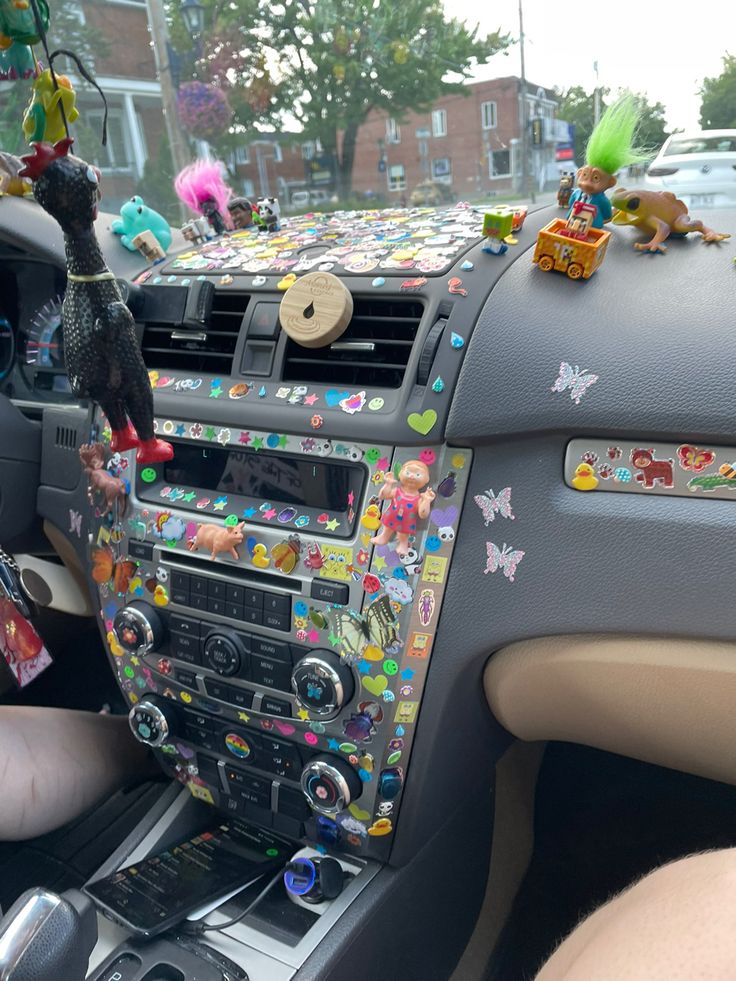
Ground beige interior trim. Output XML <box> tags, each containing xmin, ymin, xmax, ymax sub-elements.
<box><xmin>14</xmin><ymin>520</ymin><xmax>96</xmax><ymax>618</ymax></box>
<box><xmin>485</xmin><ymin>634</ymin><xmax>736</xmax><ymax>786</ymax></box>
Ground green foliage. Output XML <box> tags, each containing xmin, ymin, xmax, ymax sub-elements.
<box><xmin>557</xmin><ymin>86</ymin><xmax>668</xmax><ymax>166</ymax></box>
<box><xmin>699</xmin><ymin>54</ymin><xmax>736</xmax><ymax>129</ymax></box>
<box><xmin>172</xmin><ymin>0</ymin><xmax>510</xmax><ymax>194</ymax></box>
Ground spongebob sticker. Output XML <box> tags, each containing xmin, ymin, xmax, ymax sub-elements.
<box><xmin>320</xmin><ymin>545</ymin><xmax>354</xmax><ymax>581</ymax></box>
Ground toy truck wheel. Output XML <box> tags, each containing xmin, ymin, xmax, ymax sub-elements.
<box><xmin>567</xmin><ymin>263</ymin><xmax>584</xmax><ymax>280</ymax></box>
<box><xmin>538</xmin><ymin>255</ymin><xmax>554</xmax><ymax>272</ymax></box>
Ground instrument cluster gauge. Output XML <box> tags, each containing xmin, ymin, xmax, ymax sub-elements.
<box><xmin>23</xmin><ymin>296</ymin><xmax>65</xmax><ymax>369</ymax></box>
<box><xmin>0</xmin><ymin>316</ymin><xmax>15</xmax><ymax>382</ymax></box>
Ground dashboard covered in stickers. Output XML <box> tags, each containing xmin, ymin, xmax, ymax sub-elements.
<box><xmin>5</xmin><ymin>196</ymin><xmax>736</xmax><ymax>876</ymax></box>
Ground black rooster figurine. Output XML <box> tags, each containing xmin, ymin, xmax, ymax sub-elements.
<box><xmin>19</xmin><ymin>139</ymin><xmax>173</xmax><ymax>463</ymax></box>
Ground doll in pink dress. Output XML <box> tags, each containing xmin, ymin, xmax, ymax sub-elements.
<box><xmin>371</xmin><ymin>460</ymin><xmax>435</xmax><ymax>556</ymax></box>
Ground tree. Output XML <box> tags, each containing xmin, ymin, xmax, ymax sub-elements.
<box><xmin>173</xmin><ymin>0</ymin><xmax>510</xmax><ymax>196</ymax></box>
<box><xmin>556</xmin><ymin>86</ymin><xmax>669</xmax><ymax>163</ymax></box>
<box><xmin>699</xmin><ymin>54</ymin><xmax>736</xmax><ymax>129</ymax></box>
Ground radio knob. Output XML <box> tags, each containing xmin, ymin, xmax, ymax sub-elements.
<box><xmin>113</xmin><ymin>602</ymin><xmax>165</xmax><ymax>655</ymax></box>
<box><xmin>128</xmin><ymin>695</ymin><xmax>177</xmax><ymax>747</ymax></box>
<box><xmin>300</xmin><ymin>756</ymin><xmax>362</xmax><ymax>816</ymax></box>
<box><xmin>291</xmin><ymin>650</ymin><xmax>354</xmax><ymax>719</ymax></box>
<box><xmin>203</xmin><ymin>629</ymin><xmax>245</xmax><ymax>677</ymax></box>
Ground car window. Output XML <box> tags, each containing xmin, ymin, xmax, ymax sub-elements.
<box><xmin>665</xmin><ymin>137</ymin><xmax>736</xmax><ymax>155</ymax></box>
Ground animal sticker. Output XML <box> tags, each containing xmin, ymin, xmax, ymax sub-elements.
<box><xmin>630</xmin><ymin>448</ymin><xmax>674</xmax><ymax>489</ymax></box>
<box><xmin>551</xmin><ymin>362</ymin><xmax>598</xmax><ymax>405</ymax></box>
<box><xmin>484</xmin><ymin>542</ymin><xmax>525</xmax><ymax>582</ymax></box>
<box><xmin>474</xmin><ymin>487</ymin><xmax>515</xmax><ymax>524</ymax></box>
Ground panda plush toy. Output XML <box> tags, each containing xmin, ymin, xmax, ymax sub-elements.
<box><xmin>257</xmin><ymin>196</ymin><xmax>281</xmax><ymax>233</ymax></box>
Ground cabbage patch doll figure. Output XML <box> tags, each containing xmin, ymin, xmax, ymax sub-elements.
<box><xmin>371</xmin><ymin>460</ymin><xmax>435</xmax><ymax>556</ymax></box>
<box><xmin>568</xmin><ymin>95</ymin><xmax>647</xmax><ymax>229</ymax></box>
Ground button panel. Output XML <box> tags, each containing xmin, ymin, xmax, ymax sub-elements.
<box><xmin>165</xmin><ymin>571</ymin><xmax>291</xmax><ymax>632</ymax></box>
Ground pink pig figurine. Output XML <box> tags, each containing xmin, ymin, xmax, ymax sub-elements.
<box><xmin>187</xmin><ymin>521</ymin><xmax>244</xmax><ymax>561</ymax></box>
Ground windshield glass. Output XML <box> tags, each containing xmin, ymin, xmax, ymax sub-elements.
<box><xmin>665</xmin><ymin>137</ymin><xmax>736</xmax><ymax>155</ymax></box>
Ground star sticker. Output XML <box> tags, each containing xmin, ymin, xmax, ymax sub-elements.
<box><xmin>347</xmin><ymin>491</ymin><xmax>355</xmax><ymax>506</ymax></box>
<box><xmin>175</xmin><ymin>424</ymin><xmax>186</xmax><ymax>436</ymax></box>
<box><xmin>262</xmin><ymin>508</ymin><xmax>277</xmax><ymax>520</ymax></box>
<box><xmin>183</xmin><ymin>491</ymin><xmax>197</xmax><ymax>502</ymax></box>
<box><xmin>237</xmin><ymin>711</ymin><xmax>250</xmax><ymax>723</ymax></box>
<box><xmin>278</xmin><ymin>434</ymin><xmax>288</xmax><ymax>448</ymax></box>
<box><xmin>374</xmin><ymin>555</ymin><xmax>386</xmax><ymax>571</ymax></box>
<box><xmin>297</xmin><ymin>707</ymin><xmax>310</xmax><ymax>721</ymax></box>
<box><xmin>400</xmin><ymin>668</ymin><xmax>415</xmax><ymax>680</ymax></box>
<box><xmin>242</xmin><ymin>507</ymin><xmax>257</xmax><ymax>518</ymax></box>
<box><xmin>358</xmin><ymin>660</ymin><xmax>372</xmax><ymax>674</ymax></box>
<box><xmin>328</xmin><ymin>631</ymin><xmax>340</xmax><ymax>647</ymax></box>
<box><xmin>328</xmin><ymin>738</ymin><xmax>340</xmax><ymax>750</ymax></box>
<box><xmin>304</xmin><ymin>394</ymin><xmax>319</xmax><ymax>406</ymax></box>
<box><xmin>239</xmin><ymin>431</ymin><xmax>251</xmax><ymax>444</ymax></box>
<box><xmin>213</xmin><ymin>497</ymin><xmax>227</xmax><ymax>511</ymax></box>
<box><xmin>204</xmin><ymin>426</ymin><xmax>216</xmax><ymax>440</ymax></box>
<box><xmin>325</xmin><ymin>518</ymin><xmax>339</xmax><ymax>531</ymax></box>
<box><xmin>252</xmin><ymin>437</ymin><xmax>264</xmax><ymax>451</ymax></box>
<box><xmin>130</xmin><ymin>655</ymin><xmax>140</xmax><ymax>666</ymax></box>
<box><xmin>209</xmin><ymin>387</ymin><xmax>222</xmax><ymax>399</ymax></box>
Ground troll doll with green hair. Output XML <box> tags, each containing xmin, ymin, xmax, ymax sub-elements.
<box><xmin>568</xmin><ymin>95</ymin><xmax>648</xmax><ymax>228</ymax></box>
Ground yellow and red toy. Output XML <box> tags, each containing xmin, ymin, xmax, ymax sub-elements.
<box><xmin>533</xmin><ymin>206</ymin><xmax>611</xmax><ymax>281</ymax></box>
<box><xmin>22</xmin><ymin>69</ymin><xmax>79</xmax><ymax>144</ymax></box>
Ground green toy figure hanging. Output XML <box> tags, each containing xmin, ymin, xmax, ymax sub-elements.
<box><xmin>568</xmin><ymin>95</ymin><xmax>648</xmax><ymax>228</ymax></box>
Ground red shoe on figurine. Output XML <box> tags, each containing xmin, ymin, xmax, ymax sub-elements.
<box><xmin>109</xmin><ymin>422</ymin><xmax>140</xmax><ymax>453</ymax></box>
<box><xmin>137</xmin><ymin>438</ymin><xmax>175</xmax><ymax>464</ymax></box>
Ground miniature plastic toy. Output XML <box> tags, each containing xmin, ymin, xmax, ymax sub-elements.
<box><xmin>22</xmin><ymin>70</ymin><xmax>79</xmax><ymax>144</ymax></box>
<box><xmin>557</xmin><ymin>172</ymin><xmax>575</xmax><ymax>208</ymax></box>
<box><xmin>370</xmin><ymin>460</ymin><xmax>436</xmax><ymax>556</ymax></box>
<box><xmin>568</xmin><ymin>94</ymin><xmax>647</xmax><ymax>228</ymax></box>
<box><xmin>611</xmin><ymin>189</ymin><xmax>731</xmax><ymax>253</ymax></box>
<box><xmin>257</xmin><ymin>196</ymin><xmax>281</xmax><ymax>232</ymax></box>
<box><xmin>132</xmin><ymin>230</ymin><xmax>166</xmax><ymax>262</ymax></box>
<box><xmin>482</xmin><ymin>210</ymin><xmax>514</xmax><ymax>256</ymax></box>
<box><xmin>174</xmin><ymin>159</ymin><xmax>233</xmax><ymax>235</ymax></box>
<box><xmin>571</xmin><ymin>463</ymin><xmax>599</xmax><ymax>491</ymax></box>
<box><xmin>187</xmin><ymin>521</ymin><xmax>245</xmax><ymax>561</ymax></box>
<box><xmin>79</xmin><ymin>443</ymin><xmax>128</xmax><ymax>516</ymax></box>
<box><xmin>533</xmin><ymin>212</ymin><xmax>611</xmax><ymax>280</ymax></box>
<box><xmin>227</xmin><ymin>196</ymin><xmax>256</xmax><ymax>229</ymax></box>
<box><xmin>0</xmin><ymin>150</ymin><xmax>31</xmax><ymax>196</ymax></box>
<box><xmin>0</xmin><ymin>39</ymin><xmax>35</xmax><ymax>80</ymax></box>
<box><xmin>112</xmin><ymin>195</ymin><xmax>172</xmax><ymax>253</ymax></box>
<box><xmin>0</xmin><ymin>0</ymin><xmax>48</xmax><ymax>45</ymax></box>
<box><xmin>19</xmin><ymin>140</ymin><xmax>174</xmax><ymax>463</ymax></box>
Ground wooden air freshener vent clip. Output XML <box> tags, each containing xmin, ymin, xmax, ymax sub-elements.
<box><xmin>279</xmin><ymin>272</ymin><xmax>353</xmax><ymax>348</ymax></box>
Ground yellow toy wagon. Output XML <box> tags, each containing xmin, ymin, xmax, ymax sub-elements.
<box><xmin>533</xmin><ymin>217</ymin><xmax>611</xmax><ymax>280</ymax></box>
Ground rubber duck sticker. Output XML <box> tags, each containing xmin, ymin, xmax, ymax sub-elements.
<box><xmin>571</xmin><ymin>463</ymin><xmax>599</xmax><ymax>491</ymax></box>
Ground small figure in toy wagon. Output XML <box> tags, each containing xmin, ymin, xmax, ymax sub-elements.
<box><xmin>371</xmin><ymin>460</ymin><xmax>436</xmax><ymax>557</ymax></box>
<box><xmin>174</xmin><ymin>159</ymin><xmax>233</xmax><ymax>236</ymax></box>
<box><xmin>567</xmin><ymin>94</ymin><xmax>648</xmax><ymax>228</ymax></box>
<box><xmin>19</xmin><ymin>140</ymin><xmax>174</xmax><ymax>463</ymax></box>
<box><xmin>481</xmin><ymin>209</ymin><xmax>514</xmax><ymax>256</ymax></box>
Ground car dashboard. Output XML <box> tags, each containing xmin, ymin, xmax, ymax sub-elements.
<box><xmin>2</xmin><ymin>191</ymin><xmax>736</xmax><ymax>978</ymax></box>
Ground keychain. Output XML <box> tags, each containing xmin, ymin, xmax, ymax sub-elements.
<box><xmin>0</xmin><ymin>545</ymin><xmax>53</xmax><ymax>689</ymax></box>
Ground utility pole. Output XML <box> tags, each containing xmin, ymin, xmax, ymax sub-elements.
<box><xmin>145</xmin><ymin>0</ymin><xmax>191</xmax><ymax>212</ymax></box>
<box><xmin>518</xmin><ymin>0</ymin><xmax>534</xmax><ymax>204</ymax></box>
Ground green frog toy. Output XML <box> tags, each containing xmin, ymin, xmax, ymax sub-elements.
<box><xmin>112</xmin><ymin>195</ymin><xmax>172</xmax><ymax>253</ymax></box>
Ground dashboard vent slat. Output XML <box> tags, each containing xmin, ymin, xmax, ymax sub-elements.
<box><xmin>141</xmin><ymin>291</ymin><xmax>248</xmax><ymax>375</ymax></box>
<box><xmin>282</xmin><ymin>296</ymin><xmax>423</xmax><ymax>389</ymax></box>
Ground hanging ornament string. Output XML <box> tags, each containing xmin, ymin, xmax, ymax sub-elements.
<box><xmin>49</xmin><ymin>49</ymin><xmax>108</xmax><ymax>146</ymax></box>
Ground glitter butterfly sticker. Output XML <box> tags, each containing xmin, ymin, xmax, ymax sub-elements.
<box><xmin>551</xmin><ymin>362</ymin><xmax>598</xmax><ymax>405</ymax></box>
<box><xmin>473</xmin><ymin>487</ymin><xmax>515</xmax><ymax>525</ymax></box>
<box><xmin>484</xmin><ymin>542</ymin><xmax>525</xmax><ymax>582</ymax></box>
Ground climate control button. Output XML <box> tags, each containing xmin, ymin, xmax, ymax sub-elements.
<box><xmin>128</xmin><ymin>695</ymin><xmax>177</xmax><ymax>747</ymax></box>
<box><xmin>113</xmin><ymin>602</ymin><xmax>165</xmax><ymax>655</ymax></box>
<box><xmin>300</xmin><ymin>756</ymin><xmax>362</xmax><ymax>816</ymax></box>
<box><xmin>291</xmin><ymin>650</ymin><xmax>354</xmax><ymax>719</ymax></box>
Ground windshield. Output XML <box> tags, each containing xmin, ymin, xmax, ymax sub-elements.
<box><xmin>1</xmin><ymin>0</ymin><xmax>735</xmax><ymax>213</ymax></box>
<box><xmin>665</xmin><ymin>137</ymin><xmax>736</xmax><ymax>155</ymax></box>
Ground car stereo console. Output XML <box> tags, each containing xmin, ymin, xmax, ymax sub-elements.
<box><xmin>89</xmin><ymin>414</ymin><xmax>470</xmax><ymax>861</ymax></box>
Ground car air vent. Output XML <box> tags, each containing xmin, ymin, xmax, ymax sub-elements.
<box><xmin>282</xmin><ymin>296</ymin><xmax>423</xmax><ymax>389</ymax></box>
<box><xmin>141</xmin><ymin>291</ymin><xmax>248</xmax><ymax>374</ymax></box>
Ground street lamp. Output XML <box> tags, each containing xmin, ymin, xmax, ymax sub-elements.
<box><xmin>180</xmin><ymin>0</ymin><xmax>205</xmax><ymax>41</ymax></box>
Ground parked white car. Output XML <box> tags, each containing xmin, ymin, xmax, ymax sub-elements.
<box><xmin>644</xmin><ymin>130</ymin><xmax>736</xmax><ymax>209</ymax></box>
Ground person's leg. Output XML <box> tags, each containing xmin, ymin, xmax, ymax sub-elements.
<box><xmin>537</xmin><ymin>849</ymin><xmax>736</xmax><ymax>980</ymax></box>
<box><xmin>0</xmin><ymin>706</ymin><xmax>157</xmax><ymax>841</ymax></box>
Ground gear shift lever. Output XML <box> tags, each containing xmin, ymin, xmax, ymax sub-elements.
<box><xmin>0</xmin><ymin>887</ymin><xmax>97</xmax><ymax>981</ymax></box>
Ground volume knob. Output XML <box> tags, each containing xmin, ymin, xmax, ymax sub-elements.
<box><xmin>113</xmin><ymin>601</ymin><xmax>166</xmax><ymax>655</ymax></box>
<box><xmin>300</xmin><ymin>756</ymin><xmax>362</xmax><ymax>816</ymax></box>
<box><xmin>128</xmin><ymin>695</ymin><xmax>178</xmax><ymax>747</ymax></box>
<box><xmin>291</xmin><ymin>650</ymin><xmax>354</xmax><ymax>719</ymax></box>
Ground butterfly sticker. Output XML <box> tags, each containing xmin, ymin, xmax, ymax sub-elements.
<box><xmin>68</xmin><ymin>509</ymin><xmax>82</xmax><ymax>536</ymax></box>
<box><xmin>551</xmin><ymin>362</ymin><xmax>598</xmax><ymax>405</ymax></box>
<box><xmin>327</xmin><ymin>594</ymin><xmax>400</xmax><ymax>663</ymax></box>
<box><xmin>90</xmin><ymin>546</ymin><xmax>136</xmax><ymax>594</ymax></box>
<box><xmin>677</xmin><ymin>444</ymin><xmax>716</xmax><ymax>474</ymax></box>
<box><xmin>473</xmin><ymin>488</ymin><xmax>515</xmax><ymax>525</ymax></box>
<box><xmin>484</xmin><ymin>542</ymin><xmax>525</xmax><ymax>582</ymax></box>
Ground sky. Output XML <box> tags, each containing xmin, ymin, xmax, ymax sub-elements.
<box><xmin>445</xmin><ymin>0</ymin><xmax>736</xmax><ymax>132</ymax></box>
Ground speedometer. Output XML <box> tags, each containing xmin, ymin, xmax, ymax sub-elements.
<box><xmin>0</xmin><ymin>316</ymin><xmax>14</xmax><ymax>381</ymax></box>
<box><xmin>23</xmin><ymin>296</ymin><xmax>64</xmax><ymax>368</ymax></box>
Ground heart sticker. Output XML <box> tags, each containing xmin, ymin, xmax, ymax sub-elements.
<box><xmin>349</xmin><ymin>803</ymin><xmax>371</xmax><ymax>821</ymax></box>
<box><xmin>407</xmin><ymin>409</ymin><xmax>438</xmax><ymax>436</ymax></box>
<box><xmin>361</xmin><ymin>674</ymin><xmax>388</xmax><ymax>696</ymax></box>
